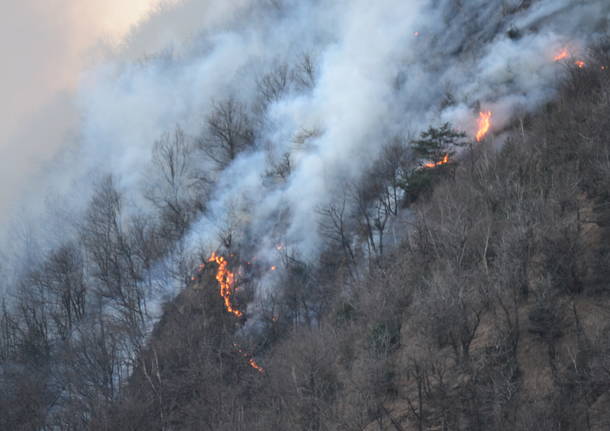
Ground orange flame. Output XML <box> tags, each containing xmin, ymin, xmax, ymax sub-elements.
<box><xmin>200</xmin><ymin>257</ymin><xmax>263</xmax><ymax>372</ymax></box>
<box><xmin>554</xmin><ymin>49</ymin><xmax>570</xmax><ymax>61</ymax></box>
<box><xmin>234</xmin><ymin>343</ymin><xmax>265</xmax><ymax>373</ymax></box>
<box><xmin>208</xmin><ymin>252</ymin><xmax>242</xmax><ymax>317</ymax></box>
<box><xmin>476</xmin><ymin>111</ymin><xmax>492</xmax><ymax>142</ymax></box>
<box><xmin>248</xmin><ymin>358</ymin><xmax>265</xmax><ymax>373</ymax></box>
<box><xmin>553</xmin><ymin>48</ymin><xmax>586</xmax><ymax>68</ymax></box>
<box><xmin>423</xmin><ymin>154</ymin><xmax>449</xmax><ymax>169</ymax></box>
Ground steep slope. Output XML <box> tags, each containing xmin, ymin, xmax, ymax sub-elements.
<box><xmin>2</xmin><ymin>3</ymin><xmax>610</xmax><ymax>430</ymax></box>
<box><xmin>101</xmin><ymin>51</ymin><xmax>610</xmax><ymax>431</ymax></box>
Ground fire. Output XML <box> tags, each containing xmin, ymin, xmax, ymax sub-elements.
<box><xmin>554</xmin><ymin>49</ymin><xmax>570</xmax><ymax>61</ymax></box>
<box><xmin>475</xmin><ymin>111</ymin><xmax>492</xmax><ymax>142</ymax></box>
<box><xmin>208</xmin><ymin>252</ymin><xmax>242</xmax><ymax>317</ymax></box>
<box><xmin>423</xmin><ymin>154</ymin><xmax>449</xmax><ymax>168</ymax></box>
<box><xmin>234</xmin><ymin>343</ymin><xmax>265</xmax><ymax>373</ymax></box>
<box><xmin>271</xmin><ymin>266</ymin><xmax>277</xmax><ymax>271</ymax></box>
<box><xmin>195</xmin><ymin>256</ymin><xmax>263</xmax><ymax>373</ymax></box>
<box><xmin>552</xmin><ymin>48</ymin><xmax>586</xmax><ymax>69</ymax></box>
<box><xmin>248</xmin><ymin>358</ymin><xmax>265</xmax><ymax>373</ymax></box>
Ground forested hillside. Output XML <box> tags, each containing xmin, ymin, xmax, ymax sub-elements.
<box><xmin>1</xmin><ymin>1</ymin><xmax>610</xmax><ymax>430</ymax></box>
<box><xmin>3</xmin><ymin>47</ymin><xmax>610</xmax><ymax>431</ymax></box>
<box><xmin>104</xmin><ymin>50</ymin><xmax>610</xmax><ymax>431</ymax></box>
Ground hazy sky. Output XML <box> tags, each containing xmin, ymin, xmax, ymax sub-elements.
<box><xmin>0</xmin><ymin>0</ymin><xmax>163</xmax><ymax>219</ymax></box>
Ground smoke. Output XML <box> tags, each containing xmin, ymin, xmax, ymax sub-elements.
<box><xmin>0</xmin><ymin>0</ymin><xmax>173</xmax><ymax>223</ymax></box>
<box><xmin>2</xmin><ymin>0</ymin><xmax>609</xmax><ymax>303</ymax></box>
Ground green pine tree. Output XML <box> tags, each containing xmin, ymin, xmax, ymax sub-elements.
<box><xmin>403</xmin><ymin>123</ymin><xmax>467</xmax><ymax>203</ymax></box>
<box><xmin>411</xmin><ymin>122</ymin><xmax>467</xmax><ymax>166</ymax></box>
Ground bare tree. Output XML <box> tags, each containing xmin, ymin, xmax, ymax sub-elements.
<box><xmin>146</xmin><ymin>127</ymin><xmax>207</xmax><ymax>240</ymax></box>
<box><xmin>257</xmin><ymin>63</ymin><xmax>289</xmax><ymax>106</ymax></box>
<box><xmin>200</xmin><ymin>98</ymin><xmax>255</xmax><ymax>170</ymax></box>
<box><xmin>292</xmin><ymin>53</ymin><xmax>316</xmax><ymax>91</ymax></box>
<box><xmin>318</xmin><ymin>196</ymin><xmax>356</xmax><ymax>267</ymax></box>
<box><xmin>81</xmin><ymin>176</ymin><xmax>147</xmax><ymax>331</ymax></box>
<box><xmin>43</xmin><ymin>243</ymin><xmax>87</xmax><ymax>341</ymax></box>
<box><xmin>264</xmin><ymin>152</ymin><xmax>292</xmax><ymax>183</ymax></box>
<box><xmin>0</xmin><ymin>299</ymin><xmax>18</xmax><ymax>360</ymax></box>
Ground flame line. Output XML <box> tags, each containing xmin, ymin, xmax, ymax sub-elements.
<box><xmin>199</xmin><ymin>254</ymin><xmax>265</xmax><ymax>372</ymax></box>
<box><xmin>208</xmin><ymin>252</ymin><xmax>243</xmax><ymax>317</ymax></box>
<box><xmin>423</xmin><ymin>153</ymin><xmax>449</xmax><ymax>168</ymax></box>
<box><xmin>233</xmin><ymin>343</ymin><xmax>265</xmax><ymax>373</ymax></box>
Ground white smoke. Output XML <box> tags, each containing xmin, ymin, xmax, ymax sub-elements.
<box><xmin>2</xmin><ymin>0</ymin><xmax>609</xmax><ymax>303</ymax></box>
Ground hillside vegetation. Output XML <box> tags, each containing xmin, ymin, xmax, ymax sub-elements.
<box><xmin>111</xmin><ymin>51</ymin><xmax>610</xmax><ymax>430</ymax></box>
<box><xmin>2</xmin><ymin>49</ymin><xmax>610</xmax><ymax>431</ymax></box>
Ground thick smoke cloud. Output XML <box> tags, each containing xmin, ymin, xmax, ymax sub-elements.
<box><xmin>0</xmin><ymin>0</ymin><xmax>173</xmax><ymax>219</ymax></box>
<box><xmin>2</xmin><ymin>0</ymin><xmax>609</xmax><ymax>304</ymax></box>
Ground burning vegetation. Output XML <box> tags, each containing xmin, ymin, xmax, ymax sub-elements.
<box><xmin>554</xmin><ymin>48</ymin><xmax>570</xmax><ymax>61</ymax></box>
<box><xmin>207</xmin><ymin>252</ymin><xmax>242</xmax><ymax>318</ymax></box>
<box><xmin>192</xmin><ymin>253</ymin><xmax>264</xmax><ymax>373</ymax></box>
<box><xmin>3</xmin><ymin>1</ymin><xmax>610</xmax><ymax>427</ymax></box>
<box><xmin>423</xmin><ymin>153</ymin><xmax>449</xmax><ymax>168</ymax></box>
<box><xmin>476</xmin><ymin>111</ymin><xmax>493</xmax><ymax>142</ymax></box>
<box><xmin>553</xmin><ymin>47</ymin><xmax>588</xmax><ymax>69</ymax></box>
<box><xmin>419</xmin><ymin>111</ymin><xmax>492</xmax><ymax>170</ymax></box>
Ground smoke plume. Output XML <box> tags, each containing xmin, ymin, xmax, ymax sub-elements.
<box><xmin>3</xmin><ymin>0</ymin><xmax>609</xmax><ymax>306</ymax></box>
